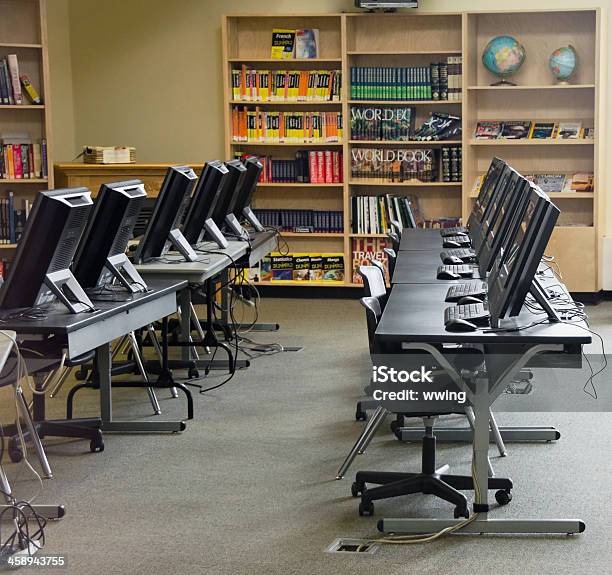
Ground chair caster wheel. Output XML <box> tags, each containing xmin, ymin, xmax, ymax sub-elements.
<box><xmin>355</xmin><ymin>409</ymin><xmax>367</xmax><ymax>422</ymax></box>
<box><xmin>359</xmin><ymin>500</ymin><xmax>374</xmax><ymax>517</ymax></box>
<box><xmin>90</xmin><ymin>438</ymin><xmax>104</xmax><ymax>453</ymax></box>
<box><xmin>351</xmin><ymin>482</ymin><xmax>366</xmax><ymax>498</ymax></box>
<box><xmin>454</xmin><ymin>506</ymin><xmax>469</xmax><ymax>519</ymax></box>
<box><xmin>188</xmin><ymin>368</ymin><xmax>199</xmax><ymax>379</ymax></box>
<box><xmin>8</xmin><ymin>448</ymin><xmax>22</xmax><ymax>463</ymax></box>
<box><xmin>495</xmin><ymin>490</ymin><xmax>512</xmax><ymax>506</ymax></box>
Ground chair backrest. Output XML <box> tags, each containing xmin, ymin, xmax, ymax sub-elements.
<box><xmin>358</xmin><ymin>265</ymin><xmax>386</xmax><ymax>302</ymax></box>
<box><xmin>360</xmin><ymin>296</ymin><xmax>382</xmax><ymax>354</ymax></box>
<box><xmin>387</xmin><ymin>231</ymin><xmax>400</xmax><ymax>253</ymax></box>
<box><xmin>383</xmin><ymin>247</ymin><xmax>397</xmax><ymax>280</ymax></box>
<box><xmin>390</xmin><ymin>220</ymin><xmax>402</xmax><ymax>238</ymax></box>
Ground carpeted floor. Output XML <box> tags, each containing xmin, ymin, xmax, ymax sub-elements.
<box><xmin>1</xmin><ymin>297</ymin><xmax>611</xmax><ymax>575</ymax></box>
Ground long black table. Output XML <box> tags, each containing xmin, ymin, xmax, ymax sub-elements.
<box><xmin>392</xmin><ymin>250</ymin><xmax>482</xmax><ymax>284</ymax></box>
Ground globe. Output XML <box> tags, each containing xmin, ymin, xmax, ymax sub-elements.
<box><xmin>482</xmin><ymin>35</ymin><xmax>526</xmax><ymax>85</ymax></box>
<box><xmin>549</xmin><ymin>45</ymin><xmax>577</xmax><ymax>83</ymax></box>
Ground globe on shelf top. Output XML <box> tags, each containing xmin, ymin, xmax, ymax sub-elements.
<box><xmin>549</xmin><ymin>45</ymin><xmax>577</xmax><ymax>84</ymax></box>
<box><xmin>482</xmin><ymin>35</ymin><xmax>526</xmax><ymax>86</ymax></box>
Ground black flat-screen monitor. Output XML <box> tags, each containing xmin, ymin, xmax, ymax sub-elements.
<box><xmin>209</xmin><ymin>159</ymin><xmax>246</xmax><ymax>229</ymax></box>
<box><xmin>182</xmin><ymin>161</ymin><xmax>229</xmax><ymax>245</ymax></box>
<box><xmin>0</xmin><ymin>188</ymin><xmax>94</xmax><ymax>313</ymax></box>
<box><xmin>487</xmin><ymin>187</ymin><xmax>558</xmax><ymax>320</ymax></box>
<box><xmin>134</xmin><ymin>166</ymin><xmax>197</xmax><ymax>263</ymax></box>
<box><xmin>73</xmin><ymin>180</ymin><xmax>148</xmax><ymax>293</ymax></box>
<box><xmin>470</xmin><ymin>157</ymin><xmax>506</xmax><ymax>228</ymax></box>
<box><xmin>227</xmin><ymin>156</ymin><xmax>262</xmax><ymax>219</ymax></box>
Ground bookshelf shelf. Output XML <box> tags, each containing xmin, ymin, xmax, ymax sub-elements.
<box><xmin>229</xmin><ymin>100</ymin><xmax>341</xmax><ymax>106</ymax></box>
<box><xmin>228</xmin><ymin>58</ymin><xmax>342</xmax><ymax>63</ymax></box>
<box><xmin>0</xmin><ymin>179</ymin><xmax>48</xmax><ymax>184</ymax></box>
<box><xmin>348</xmin><ymin>100</ymin><xmax>461</xmax><ymax>105</ymax></box>
<box><xmin>231</xmin><ymin>142</ymin><xmax>343</xmax><ymax>147</ymax></box>
<box><xmin>349</xmin><ymin>233</ymin><xmax>387</xmax><ymax>238</ymax></box>
<box><xmin>0</xmin><ymin>244</ymin><xmax>17</xmax><ymax>249</ymax></box>
<box><xmin>467</xmin><ymin>84</ymin><xmax>595</xmax><ymax>91</ymax></box>
<box><xmin>347</xmin><ymin>50</ymin><xmax>461</xmax><ymax>56</ymax></box>
<box><xmin>470</xmin><ymin>192</ymin><xmax>594</xmax><ymax>199</ymax></box>
<box><xmin>257</xmin><ymin>183</ymin><xmax>343</xmax><ymax>188</ymax></box>
<box><xmin>253</xmin><ymin>281</ymin><xmax>347</xmax><ymax>288</ymax></box>
<box><xmin>349</xmin><ymin>181</ymin><xmax>461</xmax><ymax>187</ymax></box>
<box><xmin>0</xmin><ymin>43</ymin><xmax>42</xmax><ymax>49</ymax></box>
<box><xmin>469</xmin><ymin>139</ymin><xmax>594</xmax><ymax>146</ymax></box>
<box><xmin>349</xmin><ymin>140</ymin><xmax>462</xmax><ymax>146</ymax></box>
<box><xmin>0</xmin><ymin>104</ymin><xmax>45</xmax><ymax>110</ymax></box>
<box><xmin>280</xmin><ymin>232</ymin><xmax>344</xmax><ymax>238</ymax></box>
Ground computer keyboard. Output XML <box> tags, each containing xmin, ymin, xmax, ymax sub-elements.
<box><xmin>440</xmin><ymin>248</ymin><xmax>476</xmax><ymax>263</ymax></box>
<box><xmin>437</xmin><ymin>264</ymin><xmax>474</xmax><ymax>278</ymax></box>
<box><xmin>442</xmin><ymin>235</ymin><xmax>471</xmax><ymax>248</ymax></box>
<box><xmin>444</xmin><ymin>302</ymin><xmax>490</xmax><ymax>326</ymax></box>
<box><xmin>440</xmin><ymin>226</ymin><xmax>468</xmax><ymax>237</ymax></box>
<box><xmin>445</xmin><ymin>281</ymin><xmax>487</xmax><ymax>302</ymax></box>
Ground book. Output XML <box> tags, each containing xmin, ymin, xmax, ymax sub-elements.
<box><xmin>536</xmin><ymin>174</ymin><xmax>566</xmax><ymax>194</ymax></box>
<box><xmin>19</xmin><ymin>75</ymin><xmax>42</xmax><ymax>104</ymax></box>
<box><xmin>529</xmin><ymin>122</ymin><xmax>556</xmax><ymax>139</ymax></box>
<box><xmin>270</xmin><ymin>254</ymin><xmax>294</xmax><ymax>280</ymax></box>
<box><xmin>295</xmin><ymin>29</ymin><xmax>319</xmax><ymax>59</ymax></box>
<box><xmin>350</xmin><ymin>106</ymin><xmax>415</xmax><ymax>142</ymax></box>
<box><xmin>570</xmin><ymin>172</ymin><xmax>594</xmax><ymax>192</ymax></box>
<box><xmin>556</xmin><ymin>121</ymin><xmax>582</xmax><ymax>139</ymax></box>
<box><xmin>271</xmin><ymin>29</ymin><xmax>296</xmax><ymax>59</ymax></box>
<box><xmin>500</xmin><ymin>121</ymin><xmax>531</xmax><ymax>139</ymax></box>
<box><xmin>474</xmin><ymin>121</ymin><xmax>502</xmax><ymax>139</ymax></box>
<box><xmin>352</xmin><ymin>238</ymin><xmax>389</xmax><ymax>284</ymax></box>
<box><xmin>321</xmin><ymin>254</ymin><xmax>344</xmax><ymax>282</ymax></box>
<box><xmin>292</xmin><ymin>254</ymin><xmax>311</xmax><ymax>280</ymax></box>
<box><xmin>6</xmin><ymin>55</ymin><xmax>22</xmax><ymax>105</ymax></box>
<box><xmin>583</xmin><ymin>127</ymin><xmax>595</xmax><ymax>139</ymax></box>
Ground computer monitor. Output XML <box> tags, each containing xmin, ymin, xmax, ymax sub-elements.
<box><xmin>487</xmin><ymin>187</ymin><xmax>559</xmax><ymax>323</ymax></box>
<box><xmin>181</xmin><ymin>160</ymin><xmax>229</xmax><ymax>248</ymax></box>
<box><xmin>469</xmin><ymin>157</ymin><xmax>506</xmax><ymax>228</ymax></box>
<box><xmin>72</xmin><ymin>180</ymin><xmax>148</xmax><ymax>294</ymax></box>
<box><xmin>225</xmin><ymin>156</ymin><xmax>264</xmax><ymax>233</ymax></box>
<box><xmin>477</xmin><ymin>171</ymin><xmax>530</xmax><ymax>275</ymax></box>
<box><xmin>134</xmin><ymin>165</ymin><xmax>198</xmax><ymax>263</ymax></box>
<box><xmin>0</xmin><ymin>188</ymin><xmax>94</xmax><ymax>314</ymax></box>
<box><xmin>471</xmin><ymin>163</ymin><xmax>513</xmax><ymax>252</ymax></box>
<box><xmin>209</xmin><ymin>159</ymin><xmax>246</xmax><ymax>231</ymax></box>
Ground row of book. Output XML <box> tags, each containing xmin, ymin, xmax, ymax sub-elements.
<box><xmin>248</xmin><ymin>151</ymin><xmax>343</xmax><ymax>183</ymax></box>
<box><xmin>252</xmin><ymin>209</ymin><xmax>343</xmax><ymax>233</ymax></box>
<box><xmin>252</xmin><ymin>253</ymin><xmax>345</xmax><ymax>283</ymax></box>
<box><xmin>232</xmin><ymin>108</ymin><xmax>343</xmax><ymax>143</ymax></box>
<box><xmin>351</xmin><ymin>194</ymin><xmax>421</xmax><ymax>235</ymax></box>
<box><xmin>473</xmin><ymin>172</ymin><xmax>594</xmax><ymax>194</ymax></box>
<box><xmin>474</xmin><ymin>120</ymin><xmax>594</xmax><ymax>140</ymax></box>
<box><xmin>231</xmin><ymin>68</ymin><xmax>341</xmax><ymax>102</ymax></box>
<box><xmin>440</xmin><ymin>146</ymin><xmax>462</xmax><ymax>183</ymax></box>
<box><xmin>0</xmin><ymin>137</ymin><xmax>48</xmax><ymax>179</ymax></box>
<box><xmin>350</xmin><ymin>106</ymin><xmax>415</xmax><ymax>142</ymax></box>
<box><xmin>350</xmin><ymin>59</ymin><xmax>462</xmax><ymax>101</ymax></box>
<box><xmin>0</xmin><ymin>193</ymin><xmax>31</xmax><ymax>244</ymax></box>
<box><xmin>0</xmin><ymin>54</ymin><xmax>42</xmax><ymax>105</ymax></box>
<box><xmin>350</xmin><ymin>147</ymin><xmax>439</xmax><ymax>183</ymax></box>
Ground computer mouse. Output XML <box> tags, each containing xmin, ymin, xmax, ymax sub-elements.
<box><xmin>445</xmin><ymin>318</ymin><xmax>478</xmax><ymax>332</ymax></box>
<box><xmin>437</xmin><ymin>270</ymin><xmax>461</xmax><ymax>280</ymax></box>
<box><xmin>443</xmin><ymin>255</ymin><xmax>464</xmax><ymax>265</ymax></box>
<box><xmin>444</xmin><ymin>240</ymin><xmax>461</xmax><ymax>248</ymax></box>
<box><xmin>457</xmin><ymin>296</ymin><xmax>483</xmax><ymax>305</ymax></box>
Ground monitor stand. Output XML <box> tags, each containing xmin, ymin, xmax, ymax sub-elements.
<box><xmin>225</xmin><ymin>214</ymin><xmax>249</xmax><ymax>241</ymax></box>
<box><xmin>168</xmin><ymin>228</ymin><xmax>198</xmax><ymax>262</ymax></box>
<box><xmin>105</xmin><ymin>253</ymin><xmax>148</xmax><ymax>293</ymax></box>
<box><xmin>203</xmin><ymin>218</ymin><xmax>229</xmax><ymax>249</ymax></box>
<box><xmin>243</xmin><ymin>206</ymin><xmax>264</xmax><ymax>233</ymax></box>
<box><xmin>529</xmin><ymin>276</ymin><xmax>562</xmax><ymax>323</ymax></box>
<box><xmin>44</xmin><ymin>269</ymin><xmax>95</xmax><ymax>314</ymax></box>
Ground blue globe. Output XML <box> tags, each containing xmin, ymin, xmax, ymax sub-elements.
<box><xmin>549</xmin><ymin>46</ymin><xmax>577</xmax><ymax>82</ymax></box>
<box><xmin>482</xmin><ymin>35</ymin><xmax>526</xmax><ymax>83</ymax></box>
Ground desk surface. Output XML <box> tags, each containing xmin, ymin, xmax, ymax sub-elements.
<box><xmin>398</xmin><ymin>228</ymin><xmax>444</xmax><ymax>251</ymax></box>
<box><xmin>376</xmin><ymin>283</ymin><xmax>590</xmax><ymax>345</ymax></box>
<box><xmin>393</xmin><ymin>250</ymin><xmax>481</xmax><ymax>284</ymax></box>
<box><xmin>0</xmin><ymin>279</ymin><xmax>186</xmax><ymax>336</ymax></box>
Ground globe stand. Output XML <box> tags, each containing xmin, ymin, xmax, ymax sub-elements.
<box><xmin>491</xmin><ymin>76</ymin><xmax>517</xmax><ymax>86</ymax></box>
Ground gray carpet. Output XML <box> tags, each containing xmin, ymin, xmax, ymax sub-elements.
<box><xmin>1</xmin><ymin>298</ymin><xmax>611</xmax><ymax>575</ymax></box>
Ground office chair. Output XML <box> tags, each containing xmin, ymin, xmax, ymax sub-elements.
<box><xmin>383</xmin><ymin>248</ymin><xmax>396</xmax><ymax>280</ymax></box>
<box><xmin>387</xmin><ymin>231</ymin><xmax>400</xmax><ymax>253</ymax></box>
<box><xmin>347</xmin><ymin>299</ymin><xmax>512</xmax><ymax>518</ymax></box>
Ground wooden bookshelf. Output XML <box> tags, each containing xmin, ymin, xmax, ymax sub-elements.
<box><xmin>222</xmin><ymin>9</ymin><xmax>603</xmax><ymax>292</ymax></box>
<box><xmin>0</xmin><ymin>0</ymin><xmax>52</xmax><ymax>253</ymax></box>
